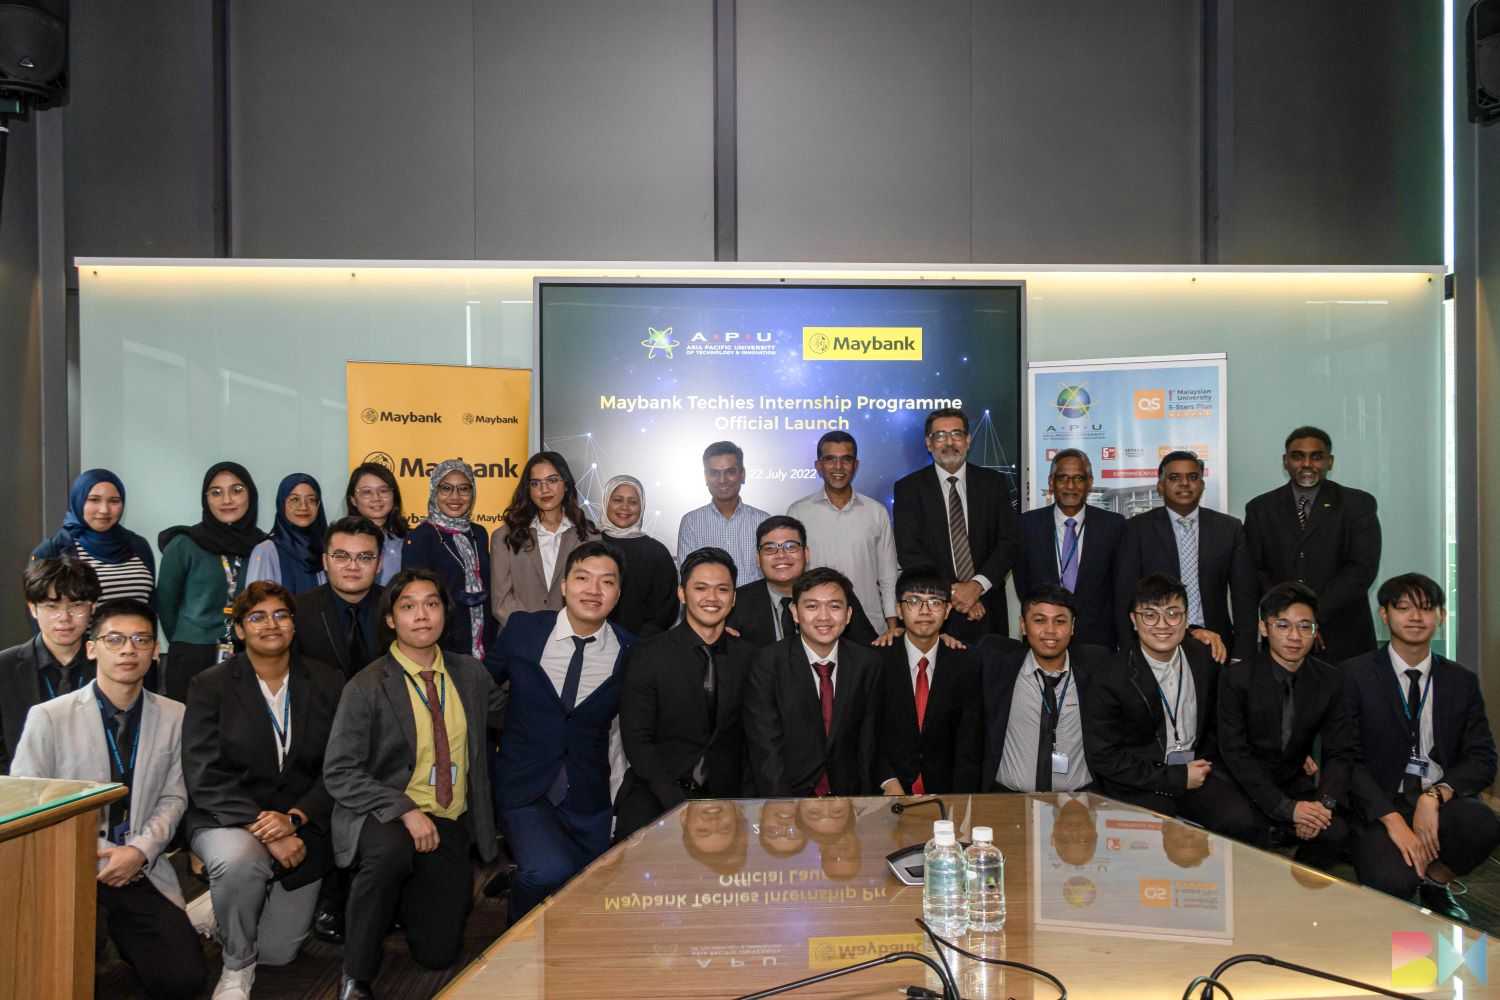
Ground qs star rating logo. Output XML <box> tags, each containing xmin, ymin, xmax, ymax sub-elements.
<box><xmin>641</xmin><ymin>326</ymin><xmax>680</xmax><ymax>359</ymax></box>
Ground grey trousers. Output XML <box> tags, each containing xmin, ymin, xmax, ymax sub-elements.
<box><xmin>191</xmin><ymin>826</ymin><xmax>321</xmax><ymax>970</ymax></box>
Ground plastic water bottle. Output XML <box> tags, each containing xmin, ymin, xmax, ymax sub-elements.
<box><xmin>964</xmin><ymin>826</ymin><xmax>1006</xmax><ymax>931</ymax></box>
<box><xmin>923</xmin><ymin>820</ymin><xmax>966</xmax><ymax>936</ymax></box>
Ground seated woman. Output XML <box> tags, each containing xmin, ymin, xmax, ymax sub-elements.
<box><xmin>157</xmin><ymin>462</ymin><xmax>268</xmax><ymax>702</ymax></box>
<box><xmin>181</xmin><ymin>580</ymin><xmax>343</xmax><ymax>1000</ymax></box>
<box><xmin>402</xmin><ymin>460</ymin><xmax>493</xmax><ymax>658</ymax></box>
<box><xmin>600</xmin><ymin>475</ymin><xmax>679</xmax><ymax>637</ymax></box>
<box><xmin>489</xmin><ymin>451</ymin><xmax>593</xmax><ymax>630</ymax></box>
<box><xmin>32</xmin><ymin>468</ymin><xmax>156</xmax><ymax>607</ymax></box>
<box><xmin>246</xmin><ymin>473</ymin><xmax>328</xmax><ymax>594</ymax></box>
<box><xmin>344</xmin><ymin>462</ymin><xmax>407</xmax><ymax>585</ymax></box>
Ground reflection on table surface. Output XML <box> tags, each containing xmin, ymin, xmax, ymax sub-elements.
<box><xmin>0</xmin><ymin>775</ymin><xmax>123</xmax><ymax>828</ymax></box>
<box><xmin>441</xmin><ymin>793</ymin><xmax>1497</xmax><ymax>999</ymax></box>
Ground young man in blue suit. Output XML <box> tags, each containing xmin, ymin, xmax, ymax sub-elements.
<box><xmin>486</xmin><ymin>539</ymin><xmax>637</xmax><ymax>922</ymax></box>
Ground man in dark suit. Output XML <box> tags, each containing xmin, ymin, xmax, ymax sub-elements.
<box><xmin>874</xmin><ymin>567</ymin><xmax>982</xmax><ymax>796</ymax></box>
<box><xmin>1343</xmin><ymin>573</ymin><xmax>1499</xmax><ymax>921</ymax></box>
<box><xmin>743</xmin><ymin>567</ymin><xmax>887</xmax><ymax>797</ymax></box>
<box><xmin>892</xmin><ymin>407</ymin><xmax>1020</xmax><ymax>641</ymax></box>
<box><xmin>1013</xmin><ymin>449</ymin><xmax>1124</xmax><ymax>649</ymax></box>
<box><xmin>981</xmin><ymin>584</ymin><xmax>1109</xmax><ymax>793</ymax></box>
<box><xmin>1</xmin><ymin>557</ymin><xmax>100</xmax><ymax>773</ymax></box>
<box><xmin>484</xmin><ymin>539</ymin><xmax>637</xmax><ymax>923</ymax></box>
<box><xmin>323</xmin><ymin>568</ymin><xmax>508</xmax><ymax>999</ymax></box>
<box><xmin>293</xmin><ymin>515</ymin><xmax>394</xmax><ymax>681</ymax></box>
<box><xmin>724</xmin><ymin>515</ymin><xmax>877</xmax><ymax>648</ymax></box>
<box><xmin>1084</xmin><ymin>573</ymin><xmax>1257</xmax><ymax>835</ymax></box>
<box><xmin>617</xmin><ymin>547</ymin><xmax>753</xmax><ymax>838</ymax></box>
<box><xmin>1216</xmin><ymin>582</ymin><xmax>1355</xmax><ymax>863</ymax></box>
<box><xmin>1115</xmin><ymin>450</ymin><xmax>1258</xmax><ymax>662</ymax></box>
<box><xmin>1245</xmin><ymin>426</ymin><xmax>1382</xmax><ymax>664</ymax></box>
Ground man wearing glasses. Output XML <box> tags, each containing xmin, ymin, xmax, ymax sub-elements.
<box><xmin>12</xmin><ymin>598</ymin><xmax>208</xmax><ymax>999</ymax></box>
<box><xmin>788</xmin><ymin>431</ymin><xmax>901</xmax><ymax>641</ymax></box>
<box><xmin>1084</xmin><ymin>574</ymin><xmax>1255</xmax><ymax>827</ymax></box>
<box><xmin>293</xmin><ymin>516</ymin><xmax>394</xmax><ymax>682</ymax></box>
<box><xmin>724</xmin><ymin>516</ymin><xmax>878</xmax><ymax>647</ymax></box>
<box><xmin>1216</xmin><ymin>582</ymin><xmax>1355</xmax><ymax>863</ymax></box>
<box><xmin>893</xmin><ymin>408</ymin><xmax>1020</xmax><ymax>642</ymax></box>
<box><xmin>676</xmin><ymin>441</ymin><xmax>770</xmax><ymax>584</ymax></box>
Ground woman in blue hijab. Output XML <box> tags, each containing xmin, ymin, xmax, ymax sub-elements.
<box><xmin>32</xmin><ymin>468</ymin><xmax>157</xmax><ymax>606</ymax></box>
<box><xmin>245</xmin><ymin>473</ymin><xmax>328</xmax><ymax>595</ymax></box>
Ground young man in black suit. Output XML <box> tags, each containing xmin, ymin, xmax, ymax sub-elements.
<box><xmin>1216</xmin><ymin>582</ymin><xmax>1355</xmax><ymax>862</ymax></box>
<box><xmin>892</xmin><ymin>407</ymin><xmax>1020</xmax><ymax>642</ymax></box>
<box><xmin>293</xmin><ymin>516</ymin><xmax>394</xmax><ymax>682</ymax></box>
<box><xmin>1</xmin><ymin>557</ymin><xmax>100</xmax><ymax>773</ymax></box>
<box><xmin>981</xmin><ymin>584</ymin><xmax>1109</xmax><ymax>793</ymax></box>
<box><xmin>1084</xmin><ymin>573</ymin><xmax>1257</xmax><ymax>832</ymax></box>
<box><xmin>617</xmin><ymin>547</ymin><xmax>754</xmax><ymax>838</ymax></box>
<box><xmin>1115</xmin><ymin>451</ymin><xmax>1258</xmax><ymax>663</ymax></box>
<box><xmin>1343</xmin><ymin>573</ymin><xmax>1499</xmax><ymax>921</ymax></box>
<box><xmin>724</xmin><ymin>516</ymin><xmax>877</xmax><ymax>648</ymax></box>
<box><xmin>743</xmin><ymin>567</ymin><xmax>886</xmax><ymax>797</ymax></box>
<box><xmin>1245</xmin><ymin>426</ymin><xmax>1382</xmax><ymax>664</ymax></box>
<box><xmin>873</xmin><ymin>567</ymin><xmax>982</xmax><ymax>796</ymax></box>
<box><xmin>1013</xmin><ymin>450</ymin><xmax>1124</xmax><ymax>649</ymax></box>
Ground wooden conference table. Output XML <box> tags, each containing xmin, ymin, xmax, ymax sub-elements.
<box><xmin>442</xmin><ymin>793</ymin><xmax>1498</xmax><ymax>999</ymax></box>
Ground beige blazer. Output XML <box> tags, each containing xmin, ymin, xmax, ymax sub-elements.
<box><xmin>490</xmin><ymin>522</ymin><xmax>582</xmax><ymax>628</ymax></box>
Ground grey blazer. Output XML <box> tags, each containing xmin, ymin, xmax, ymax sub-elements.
<box><xmin>10</xmin><ymin>682</ymin><xmax>188</xmax><ymax>907</ymax></box>
<box><xmin>322</xmin><ymin>651</ymin><xmax>507</xmax><ymax>867</ymax></box>
<box><xmin>489</xmin><ymin>522</ymin><xmax>583</xmax><ymax>628</ymax></box>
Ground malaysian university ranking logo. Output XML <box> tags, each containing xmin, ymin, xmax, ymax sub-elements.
<box><xmin>1393</xmin><ymin>930</ymin><xmax>1488</xmax><ymax>987</ymax></box>
<box><xmin>641</xmin><ymin>326</ymin><xmax>680</xmax><ymax>359</ymax></box>
<box><xmin>1055</xmin><ymin>385</ymin><xmax>1092</xmax><ymax>419</ymax></box>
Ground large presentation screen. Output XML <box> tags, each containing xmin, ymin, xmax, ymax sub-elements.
<box><xmin>538</xmin><ymin>281</ymin><xmax>1023</xmax><ymax>555</ymax></box>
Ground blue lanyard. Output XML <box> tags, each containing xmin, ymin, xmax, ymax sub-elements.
<box><xmin>1036</xmin><ymin>671</ymin><xmax>1072</xmax><ymax>721</ymax></box>
<box><xmin>1393</xmin><ymin>667</ymin><xmax>1433</xmax><ymax>749</ymax></box>
<box><xmin>265</xmin><ymin>683</ymin><xmax>292</xmax><ymax>755</ymax></box>
<box><xmin>1154</xmin><ymin>656</ymin><xmax>1186</xmax><ymax>744</ymax></box>
<box><xmin>102</xmin><ymin>713</ymin><xmax>139</xmax><ymax>777</ymax></box>
<box><xmin>1053</xmin><ymin>520</ymin><xmax>1084</xmax><ymax>577</ymax></box>
<box><xmin>405</xmin><ymin>670</ymin><xmax>446</xmax><ymax>713</ymax></box>
<box><xmin>42</xmin><ymin>672</ymin><xmax>57</xmax><ymax>700</ymax></box>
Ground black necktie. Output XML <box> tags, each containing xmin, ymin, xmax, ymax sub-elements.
<box><xmin>1279</xmin><ymin>672</ymin><xmax>1296</xmax><ymax>753</ymax></box>
<box><xmin>41</xmin><ymin>664</ymin><xmax>65</xmax><ymax>698</ymax></box>
<box><xmin>699</xmin><ymin>644</ymin><xmax>718</xmax><ymax>728</ymax></box>
<box><xmin>345</xmin><ymin>603</ymin><xmax>368</xmax><ymax>672</ymax></box>
<box><xmin>1404</xmin><ymin>669</ymin><xmax>1423</xmax><ymax>749</ymax></box>
<box><xmin>1035</xmin><ymin>672</ymin><xmax>1065</xmax><ymax>792</ymax></box>
<box><xmin>108</xmin><ymin>713</ymin><xmax>132</xmax><ymax>834</ymax></box>
<box><xmin>559</xmin><ymin>635</ymin><xmax>595</xmax><ymax>713</ymax></box>
<box><xmin>779</xmin><ymin>596</ymin><xmax>796</xmax><ymax>640</ymax></box>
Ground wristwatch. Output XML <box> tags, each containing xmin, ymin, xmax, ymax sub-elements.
<box><xmin>289</xmin><ymin>812</ymin><xmax>305</xmax><ymax>830</ymax></box>
<box><xmin>1424</xmin><ymin>786</ymin><xmax>1443</xmax><ymax>803</ymax></box>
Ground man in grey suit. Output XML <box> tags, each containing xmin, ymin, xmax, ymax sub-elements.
<box><xmin>11</xmin><ymin>598</ymin><xmax>206</xmax><ymax>1000</ymax></box>
<box><xmin>323</xmin><ymin>568</ymin><xmax>507</xmax><ymax>1000</ymax></box>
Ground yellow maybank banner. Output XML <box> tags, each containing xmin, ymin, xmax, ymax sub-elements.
<box><xmin>346</xmin><ymin>362</ymin><xmax>531</xmax><ymax>530</ymax></box>
<box><xmin>802</xmin><ymin>326</ymin><xmax>923</xmax><ymax>361</ymax></box>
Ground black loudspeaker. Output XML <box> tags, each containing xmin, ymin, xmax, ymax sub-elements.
<box><xmin>1470</xmin><ymin>0</ymin><xmax>1500</xmax><ymax>125</ymax></box>
<box><xmin>0</xmin><ymin>0</ymin><xmax>66</xmax><ymax>120</ymax></box>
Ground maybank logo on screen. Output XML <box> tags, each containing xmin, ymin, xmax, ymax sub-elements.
<box><xmin>802</xmin><ymin>327</ymin><xmax>922</xmax><ymax>361</ymax></box>
<box><xmin>1393</xmin><ymin>931</ymin><xmax>1487</xmax><ymax>987</ymax></box>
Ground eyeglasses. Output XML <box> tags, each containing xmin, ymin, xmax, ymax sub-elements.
<box><xmin>1268</xmin><ymin>619</ymin><xmax>1318</xmax><ymax>637</ymax></box>
<box><xmin>1133</xmin><ymin>607</ymin><xmax>1187</xmax><ymax>626</ymax></box>
<box><xmin>899</xmin><ymin>596</ymin><xmax>949</xmax><ymax>611</ymax></box>
<box><xmin>355</xmin><ymin>486</ymin><xmax>393</xmax><ymax>500</ymax></box>
<box><xmin>36</xmin><ymin>601</ymin><xmax>91</xmax><ymax>619</ymax></box>
<box><xmin>758</xmin><ymin>540</ymin><xmax>804</xmax><ymax>555</ymax></box>
<box><xmin>1052</xmin><ymin>474</ymin><xmax>1090</xmax><ymax>486</ymax></box>
<box><xmin>328</xmin><ymin>549</ymin><xmax>379</xmax><ymax>565</ymax></box>
<box><xmin>436</xmin><ymin>483</ymin><xmax>473</xmax><ymax>497</ymax></box>
<box><xmin>96</xmin><ymin>632</ymin><xmax>156</xmax><ymax>650</ymax></box>
<box><xmin>243</xmin><ymin>609</ymin><xmax>293</xmax><ymax>626</ymax></box>
<box><xmin>927</xmin><ymin>430</ymin><xmax>968</xmax><ymax>444</ymax></box>
<box><xmin>528</xmin><ymin>475</ymin><xmax>564</xmax><ymax>489</ymax></box>
<box><xmin>206</xmin><ymin>484</ymin><xmax>248</xmax><ymax>500</ymax></box>
<box><xmin>285</xmin><ymin>494</ymin><xmax>319</xmax><ymax>509</ymax></box>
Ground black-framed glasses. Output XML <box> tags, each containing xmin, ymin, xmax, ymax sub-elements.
<box><xmin>1134</xmin><ymin>607</ymin><xmax>1187</xmax><ymax>626</ymax></box>
<box><xmin>899</xmin><ymin>596</ymin><xmax>949</xmax><ymax>611</ymax></box>
<box><xmin>97</xmin><ymin>632</ymin><xmax>156</xmax><ymax>649</ymax></box>
<box><xmin>328</xmin><ymin>550</ymin><xmax>379</xmax><ymax>565</ymax></box>
<box><xmin>758</xmin><ymin>540</ymin><xmax>804</xmax><ymax>555</ymax></box>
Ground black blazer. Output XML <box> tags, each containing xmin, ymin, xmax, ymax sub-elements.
<box><xmin>978</xmin><ymin>641</ymin><xmax>1109</xmax><ymax>792</ymax></box>
<box><xmin>892</xmin><ymin>463</ymin><xmax>1020</xmax><ymax>638</ymax></box>
<box><xmin>725</xmin><ymin>580</ymin><xmax>878</xmax><ymax>648</ymax></box>
<box><xmin>1245</xmin><ymin>480</ymin><xmax>1381</xmax><ymax>664</ymax></box>
<box><xmin>292</xmin><ymin>584</ymin><xmax>395</xmax><ymax>681</ymax></box>
<box><xmin>743</xmin><ymin>635</ymin><xmax>883</xmax><ymax>797</ymax></box>
<box><xmin>181</xmin><ymin>653</ymin><xmax>345</xmax><ymax>888</ymax></box>
<box><xmin>619</xmin><ymin>623</ymin><xmax>753</xmax><ymax>810</ymax></box>
<box><xmin>0</xmin><ymin>636</ymin><xmax>95</xmax><ymax>774</ymax></box>
<box><xmin>1083</xmin><ymin>638</ymin><xmax>1221</xmax><ymax>804</ymax></box>
<box><xmin>1216</xmin><ymin>652</ymin><xmax>1355</xmax><ymax>819</ymax></box>
<box><xmin>1013</xmin><ymin>505</ymin><xmax>1125</xmax><ymax>649</ymax></box>
<box><xmin>1342</xmin><ymin>647</ymin><xmax>1498</xmax><ymax>824</ymax></box>
<box><xmin>402</xmin><ymin>521</ymin><xmax>496</xmax><ymax>656</ymax></box>
<box><xmin>874</xmin><ymin>642</ymin><xmax>983</xmax><ymax>795</ymax></box>
<box><xmin>1115</xmin><ymin>505</ymin><xmax>1259</xmax><ymax>661</ymax></box>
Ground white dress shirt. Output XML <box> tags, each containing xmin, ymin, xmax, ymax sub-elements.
<box><xmin>933</xmin><ymin>464</ymin><xmax>992</xmax><ymax>594</ymax></box>
<box><xmin>1389</xmin><ymin>645</ymin><xmax>1444</xmax><ymax>788</ymax></box>
<box><xmin>532</xmin><ymin>515</ymin><xmax>574</xmax><ymax>588</ymax></box>
<box><xmin>905</xmin><ymin>636</ymin><xmax>938</xmax><ymax>692</ymax></box>
<box><xmin>997</xmin><ymin>651</ymin><xmax>1091</xmax><ymax>792</ymax></box>
<box><xmin>1053</xmin><ymin>503</ymin><xmax>1087</xmax><ymax>578</ymax></box>
<box><xmin>540</xmin><ymin>612</ymin><xmax>618</xmax><ymax>704</ymax></box>
<box><xmin>257</xmin><ymin>675</ymin><xmax>292</xmax><ymax>770</ymax></box>
<box><xmin>802</xmin><ymin>639</ymin><xmax>838</xmax><ymax>695</ymax></box>
<box><xmin>1143</xmin><ymin>646</ymin><xmax>1197</xmax><ymax>752</ymax></box>
<box><xmin>767</xmin><ymin>583</ymin><xmax>793</xmax><ymax>641</ymax></box>
<box><xmin>788</xmin><ymin>488</ymin><xmax>899</xmax><ymax>633</ymax></box>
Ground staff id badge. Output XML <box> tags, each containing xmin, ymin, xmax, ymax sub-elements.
<box><xmin>1406</xmin><ymin>754</ymin><xmax>1430</xmax><ymax>778</ymax></box>
<box><xmin>428</xmin><ymin>764</ymin><xmax>459</xmax><ymax>786</ymax></box>
<box><xmin>215</xmin><ymin>642</ymin><xmax>235</xmax><ymax>664</ymax></box>
<box><xmin>1051</xmin><ymin>751</ymin><xmax>1070</xmax><ymax>774</ymax></box>
<box><xmin>1165</xmin><ymin>745</ymin><xmax>1195</xmax><ymax>766</ymax></box>
<box><xmin>109</xmin><ymin>820</ymin><xmax>130</xmax><ymax>845</ymax></box>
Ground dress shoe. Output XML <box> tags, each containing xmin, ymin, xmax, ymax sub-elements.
<box><xmin>484</xmin><ymin>864</ymin><xmax>517</xmax><ymax>898</ymax></box>
<box><xmin>1419</xmin><ymin>881</ymin><xmax>1471</xmax><ymax>923</ymax></box>
<box><xmin>339</xmin><ymin>974</ymin><xmax>375</xmax><ymax>1000</ymax></box>
<box><xmin>314</xmin><ymin>907</ymin><xmax>345</xmax><ymax>944</ymax></box>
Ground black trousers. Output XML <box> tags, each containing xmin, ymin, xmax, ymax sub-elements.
<box><xmin>163</xmin><ymin>641</ymin><xmax>222</xmax><ymax>704</ymax></box>
<box><xmin>344</xmin><ymin>814</ymin><xmax>474</xmax><ymax>982</ymax></box>
<box><xmin>1351</xmin><ymin>792</ymin><xmax>1500</xmax><ymax>899</ymax></box>
<box><xmin>1105</xmin><ymin>769</ymin><xmax>1260</xmax><ymax>835</ymax></box>
<box><xmin>97</xmin><ymin>880</ymin><xmax>207</xmax><ymax>1000</ymax></box>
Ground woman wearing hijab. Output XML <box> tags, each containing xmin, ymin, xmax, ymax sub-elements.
<box><xmin>245</xmin><ymin>473</ymin><xmax>329</xmax><ymax>594</ymax></box>
<box><xmin>32</xmin><ymin>468</ymin><xmax>157</xmax><ymax>606</ymax></box>
<box><xmin>489</xmin><ymin>451</ymin><xmax>594</xmax><ymax>630</ymax></box>
<box><xmin>157</xmin><ymin>462</ymin><xmax>268</xmax><ymax>702</ymax></box>
<box><xmin>343</xmin><ymin>462</ymin><xmax>406</xmax><ymax>584</ymax></box>
<box><xmin>402</xmin><ymin>459</ymin><xmax>493</xmax><ymax>658</ymax></box>
<box><xmin>600</xmin><ymin>475</ymin><xmax>678</xmax><ymax>637</ymax></box>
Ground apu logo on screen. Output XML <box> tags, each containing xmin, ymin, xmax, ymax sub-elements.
<box><xmin>1054</xmin><ymin>385</ymin><xmax>1091</xmax><ymax>418</ymax></box>
<box><xmin>1392</xmin><ymin>930</ymin><xmax>1487</xmax><ymax>987</ymax></box>
<box><xmin>640</xmin><ymin>326</ymin><xmax>680</xmax><ymax>359</ymax></box>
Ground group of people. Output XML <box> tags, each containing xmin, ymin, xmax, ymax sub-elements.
<box><xmin>0</xmin><ymin>408</ymin><xmax>1493</xmax><ymax>1000</ymax></box>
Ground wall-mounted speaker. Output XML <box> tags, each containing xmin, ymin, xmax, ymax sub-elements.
<box><xmin>0</xmin><ymin>1</ymin><xmax>67</xmax><ymax>119</ymax></box>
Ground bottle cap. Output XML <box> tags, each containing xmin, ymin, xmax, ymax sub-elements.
<box><xmin>972</xmin><ymin>826</ymin><xmax>993</xmax><ymax>843</ymax></box>
<box><xmin>934</xmin><ymin>828</ymin><xmax>957</xmax><ymax>846</ymax></box>
<box><xmin>933</xmin><ymin>819</ymin><xmax>954</xmax><ymax>836</ymax></box>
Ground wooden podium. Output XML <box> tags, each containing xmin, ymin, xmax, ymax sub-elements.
<box><xmin>0</xmin><ymin>776</ymin><xmax>126</xmax><ymax>1000</ymax></box>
